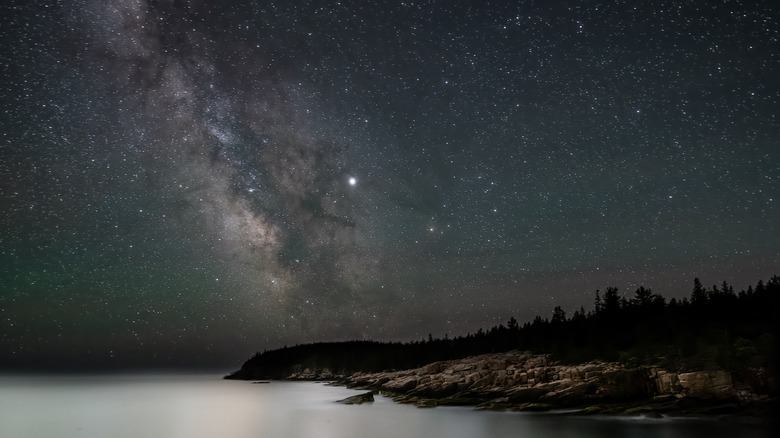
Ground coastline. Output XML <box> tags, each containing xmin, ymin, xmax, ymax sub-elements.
<box><xmin>229</xmin><ymin>350</ymin><xmax>775</xmax><ymax>418</ymax></box>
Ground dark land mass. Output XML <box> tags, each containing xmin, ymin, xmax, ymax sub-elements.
<box><xmin>227</xmin><ymin>277</ymin><xmax>779</xmax><ymax>418</ymax></box>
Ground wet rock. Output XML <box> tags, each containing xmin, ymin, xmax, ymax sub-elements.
<box><xmin>336</xmin><ymin>392</ymin><xmax>375</xmax><ymax>405</ymax></box>
<box><xmin>415</xmin><ymin>399</ymin><xmax>437</xmax><ymax>408</ymax></box>
<box><xmin>513</xmin><ymin>402</ymin><xmax>552</xmax><ymax>412</ymax></box>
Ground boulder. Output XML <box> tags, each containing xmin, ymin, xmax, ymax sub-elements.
<box><xmin>337</xmin><ymin>392</ymin><xmax>375</xmax><ymax>405</ymax></box>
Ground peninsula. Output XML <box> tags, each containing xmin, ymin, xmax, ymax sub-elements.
<box><xmin>227</xmin><ymin>277</ymin><xmax>778</xmax><ymax>416</ymax></box>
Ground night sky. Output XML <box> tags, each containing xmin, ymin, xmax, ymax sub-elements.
<box><xmin>1</xmin><ymin>0</ymin><xmax>778</xmax><ymax>370</ymax></box>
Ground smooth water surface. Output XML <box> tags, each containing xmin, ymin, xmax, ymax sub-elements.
<box><xmin>0</xmin><ymin>374</ymin><xmax>770</xmax><ymax>438</ymax></box>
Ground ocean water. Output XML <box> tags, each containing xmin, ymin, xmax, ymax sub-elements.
<box><xmin>0</xmin><ymin>374</ymin><xmax>770</xmax><ymax>438</ymax></box>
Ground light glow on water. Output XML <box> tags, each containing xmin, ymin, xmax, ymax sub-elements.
<box><xmin>0</xmin><ymin>375</ymin><xmax>770</xmax><ymax>438</ymax></box>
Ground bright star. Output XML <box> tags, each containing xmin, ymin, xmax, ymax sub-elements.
<box><xmin>349</xmin><ymin>177</ymin><xmax>357</xmax><ymax>186</ymax></box>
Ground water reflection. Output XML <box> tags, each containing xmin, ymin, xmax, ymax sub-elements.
<box><xmin>0</xmin><ymin>375</ymin><xmax>770</xmax><ymax>438</ymax></box>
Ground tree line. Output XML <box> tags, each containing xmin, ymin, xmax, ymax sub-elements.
<box><xmin>229</xmin><ymin>276</ymin><xmax>779</xmax><ymax>389</ymax></box>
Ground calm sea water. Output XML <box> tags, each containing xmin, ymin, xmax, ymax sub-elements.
<box><xmin>0</xmin><ymin>374</ymin><xmax>771</xmax><ymax>438</ymax></box>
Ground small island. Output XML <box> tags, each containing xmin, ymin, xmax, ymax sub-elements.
<box><xmin>227</xmin><ymin>277</ymin><xmax>778</xmax><ymax>417</ymax></box>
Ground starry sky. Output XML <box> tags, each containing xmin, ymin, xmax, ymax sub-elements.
<box><xmin>1</xmin><ymin>0</ymin><xmax>778</xmax><ymax>370</ymax></box>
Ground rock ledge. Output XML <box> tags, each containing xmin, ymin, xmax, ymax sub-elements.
<box><xmin>313</xmin><ymin>351</ymin><xmax>772</xmax><ymax>416</ymax></box>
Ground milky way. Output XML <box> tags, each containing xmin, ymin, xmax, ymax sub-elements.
<box><xmin>1</xmin><ymin>0</ymin><xmax>778</xmax><ymax>369</ymax></box>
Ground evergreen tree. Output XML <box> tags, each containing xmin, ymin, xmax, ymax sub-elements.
<box><xmin>691</xmin><ymin>277</ymin><xmax>707</xmax><ymax>303</ymax></box>
<box><xmin>603</xmin><ymin>287</ymin><xmax>621</xmax><ymax>314</ymax></box>
<box><xmin>594</xmin><ymin>289</ymin><xmax>603</xmax><ymax>314</ymax></box>
<box><xmin>632</xmin><ymin>286</ymin><xmax>654</xmax><ymax>306</ymax></box>
<box><xmin>551</xmin><ymin>306</ymin><xmax>567</xmax><ymax>324</ymax></box>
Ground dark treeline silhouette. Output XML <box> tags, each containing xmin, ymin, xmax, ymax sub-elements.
<box><xmin>229</xmin><ymin>276</ymin><xmax>779</xmax><ymax>390</ymax></box>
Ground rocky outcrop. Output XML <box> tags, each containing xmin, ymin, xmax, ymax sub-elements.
<box><xmin>332</xmin><ymin>351</ymin><xmax>770</xmax><ymax>415</ymax></box>
<box><xmin>336</xmin><ymin>391</ymin><xmax>375</xmax><ymax>405</ymax></box>
<box><xmin>228</xmin><ymin>349</ymin><xmax>772</xmax><ymax>416</ymax></box>
<box><xmin>677</xmin><ymin>370</ymin><xmax>733</xmax><ymax>398</ymax></box>
<box><xmin>287</xmin><ymin>366</ymin><xmax>335</xmax><ymax>380</ymax></box>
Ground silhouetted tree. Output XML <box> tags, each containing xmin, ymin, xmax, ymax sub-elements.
<box><xmin>551</xmin><ymin>306</ymin><xmax>567</xmax><ymax>324</ymax></box>
<box><xmin>603</xmin><ymin>287</ymin><xmax>621</xmax><ymax>314</ymax></box>
<box><xmin>594</xmin><ymin>289</ymin><xmax>603</xmax><ymax>314</ymax></box>
<box><xmin>632</xmin><ymin>286</ymin><xmax>654</xmax><ymax>306</ymax></box>
<box><xmin>691</xmin><ymin>277</ymin><xmax>707</xmax><ymax>303</ymax></box>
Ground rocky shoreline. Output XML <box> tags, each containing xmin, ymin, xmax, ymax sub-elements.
<box><xmin>272</xmin><ymin>351</ymin><xmax>774</xmax><ymax>417</ymax></box>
